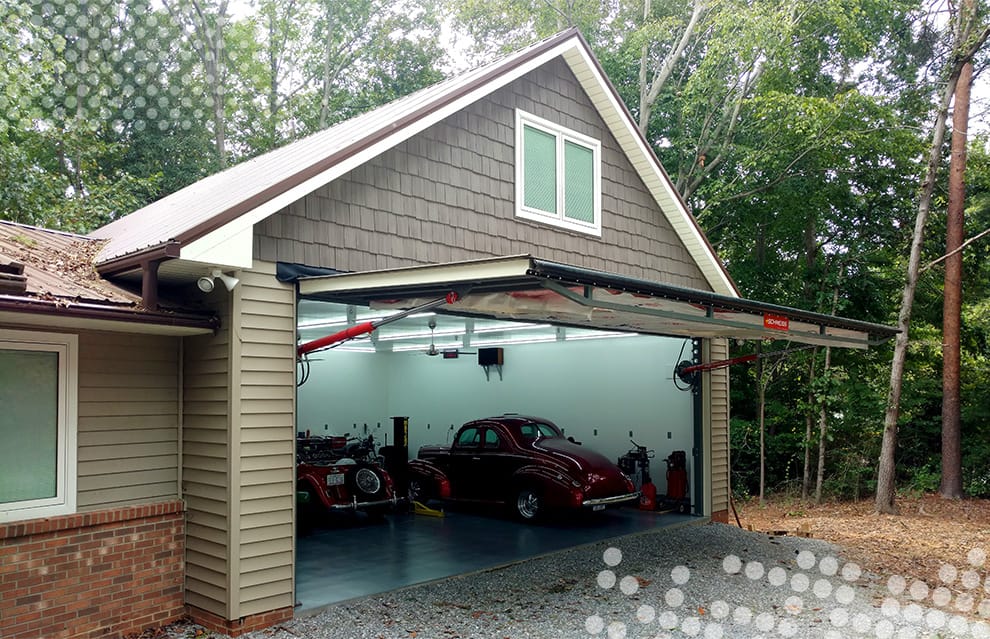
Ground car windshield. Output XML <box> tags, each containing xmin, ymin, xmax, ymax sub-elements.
<box><xmin>516</xmin><ymin>422</ymin><xmax>563</xmax><ymax>440</ymax></box>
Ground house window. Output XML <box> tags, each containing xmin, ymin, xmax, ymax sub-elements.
<box><xmin>515</xmin><ymin>110</ymin><xmax>601</xmax><ymax>235</ymax></box>
<box><xmin>0</xmin><ymin>330</ymin><xmax>77</xmax><ymax>522</ymax></box>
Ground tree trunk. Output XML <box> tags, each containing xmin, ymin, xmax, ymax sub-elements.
<box><xmin>875</xmin><ymin>68</ymin><xmax>962</xmax><ymax>515</ymax></box>
<box><xmin>815</xmin><ymin>345</ymin><xmax>832</xmax><ymax>504</ymax></box>
<box><xmin>940</xmin><ymin>59</ymin><xmax>971</xmax><ymax>500</ymax></box>
<box><xmin>802</xmin><ymin>352</ymin><xmax>816</xmax><ymax>501</ymax></box>
<box><xmin>816</xmin><ymin>268</ymin><xmax>842</xmax><ymax>504</ymax></box>
<box><xmin>757</xmin><ymin>342</ymin><xmax>766</xmax><ymax>505</ymax></box>
<box><xmin>637</xmin><ymin>0</ymin><xmax>704</xmax><ymax>133</ymax></box>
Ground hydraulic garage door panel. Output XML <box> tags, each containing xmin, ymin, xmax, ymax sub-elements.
<box><xmin>298</xmin><ymin>256</ymin><xmax>896</xmax><ymax>349</ymax></box>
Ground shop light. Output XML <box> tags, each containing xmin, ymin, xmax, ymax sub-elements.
<box><xmin>472</xmin><ymin>322</ymin><xmax>552</xmax><ymax>334</ymax></box>
<box><xmin>376</xmin><ymin>327</ymin><xmax>464</xmax><ymax>341</ymax></box>
<box><xmin>332</xmin><ymin>345</ymin><xmax>378</xmax><ymax>353</ymax></box>
<box><xmin>470</xmin><ymin>335</ymin><xmax>558</xmax><ymax>347</ymax></box>
<box><xmin>565</xmin><ymin>331</ymin><xmax>634</xmax><ymax>341</ymax></box>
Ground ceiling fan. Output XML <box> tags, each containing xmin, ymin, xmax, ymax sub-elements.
<box><xmin>424</xmin><ymin>317</ymin><xmax>475</xmax><ymax>357</ymax></box>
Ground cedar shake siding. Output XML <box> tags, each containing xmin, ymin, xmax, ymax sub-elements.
<box><xmin>254</xmin><ymin>58</ymin><xmax>710</xmax><ymax>290</ymax></box>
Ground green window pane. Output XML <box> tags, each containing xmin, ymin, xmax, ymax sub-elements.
<box><xmin>0</xmin><ymin>349</ymin><xmax>58</xmax><ymax>504</ymax></box>
<box><xmin>523</xmin><ymin>125</ymin><xmax>557</xmax><ymax>214</ymax></box>
<box><xmin>564</xmin><ymin>140</ymin><xmax>595</xmax><ymax>223</ymax></box>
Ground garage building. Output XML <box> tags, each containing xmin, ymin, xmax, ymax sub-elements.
<box><xmin>0</xmin><ymin>28</ymin><xmax>895</xmax><ymax>638</ymax></box>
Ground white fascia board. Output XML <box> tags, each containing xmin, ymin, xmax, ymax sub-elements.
<box><xmin>299</xmin><ymin>255</ymin><xmax>535</xmax><ymax>296</ymax></box>
<box><xmin>561</xmin><ymin>47</ymin><xmax>737</xmax><ymax>298</ymax></box>
<box><xmin>180</xmin><ymin>224</ymin><xmax>254</xmax><ymax>269</ymax></box>
<box><xmin>183</xmin><ymin>40</ymin><xmax>584</xmax><ymax>269</ymax></box>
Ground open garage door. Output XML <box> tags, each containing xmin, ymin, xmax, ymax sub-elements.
<box><xmin>290</xmin><ymin>255</ymin><xmax>896</xmax><ymax>610</ymax></box>
<box><xmin>297</xmin><ymin>255</ymin><xmax>897</xmax><ymax>350</ymax></box>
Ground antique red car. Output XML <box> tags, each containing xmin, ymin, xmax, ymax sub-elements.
<box><xmin>407</xmin><ymin>415</ymin><xmax>639</xmax><ymax>521</ymax></box>
<box><xmin>296</xmin><ymin>434</ymin><xmax>403</xmax><ymax>524</ymax></box>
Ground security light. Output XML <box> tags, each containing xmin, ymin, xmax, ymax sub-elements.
<box><xmin>197</xmin><ymin>269</ymin><xmax>239</xmax><ymax>293</ymax></box>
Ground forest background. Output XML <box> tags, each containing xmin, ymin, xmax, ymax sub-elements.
<box><xmin>2</xmin><ymin>0</ymin><xmax>989</xmax><ymax>504</ymax></box>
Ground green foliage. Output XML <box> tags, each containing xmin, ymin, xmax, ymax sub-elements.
<box><xmin>1</xmin><ymin>0</ymin><xmax>445</xmax><ymax>230</ymax></box>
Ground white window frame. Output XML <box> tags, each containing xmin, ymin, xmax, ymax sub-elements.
<box><xmin>0</xmin><ymin>329</ymin><xmax>78</xmax><ymax>522</ymax></box>
<box><xmin>514</xmin><ymin>109</ymin><xmax>602</xmax><ymax>236</ymax></box>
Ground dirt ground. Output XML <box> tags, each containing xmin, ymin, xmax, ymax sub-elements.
<box><xmin>736</xmin><ymin>494</ymin><xmax>990</xmax><ymax>588</ymax></box>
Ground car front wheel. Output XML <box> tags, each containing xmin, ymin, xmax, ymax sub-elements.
<box><xmin>408</xmin><ymin>478</ymin><xmax>431</xmax><ymax>504</ymax></box>
<box><xmin>514</xmin><ymin>487</ymin><xmax>542</xmax><ymax>521</ymax></box>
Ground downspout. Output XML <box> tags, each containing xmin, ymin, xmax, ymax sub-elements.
<box><xmin>141</xmin><ymin>259</ymin><xmax>162</xmax><ymax>310</ymax></box>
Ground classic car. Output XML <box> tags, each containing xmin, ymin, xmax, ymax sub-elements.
<box><xmin>407</xmin><ymin>415</ymin><xmax>639</xmax><ymax>521</ymax></box>
<box><xmin>296</xmin><ymin>434</ymin><xmax>404</xmax><ymax>524</ymax></box>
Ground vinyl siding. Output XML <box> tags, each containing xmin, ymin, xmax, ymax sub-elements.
<box><xmin>183</xmin><ymin>294</ymin><xmax>232</xmax><ymax>619</ymax></box>
<box><xmin>234</xmin><ymin>261</ymin><xmax>296</xmax><ymax>618</ymax></box>
<box><xmin>254</xmin><ymin>57</ymin><xmax>711</xmax><ymax>291</ymax></box>
<box><xmin>77</xmin><ymin>331</ymin><xmax>180</xmax><ymax>510</ymax></box>
<box><xmin>710</xmin><ymin>337</ymin><xmax>730</xmax><ymax>514</ymax></box>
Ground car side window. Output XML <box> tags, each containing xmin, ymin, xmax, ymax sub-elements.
<box><xmin>483</xmin><ymin>429</ymin><xmax>502</xmax><ymax>449</ymax></box>
<box><xmin>535</xmin><ymin>423</ymin><xmax>561</xmax><ymax>438</ymax></box>
<box><xmin>454</xmin><ymin>427</ymin><xmax>480</xmax><ymax>448</ymax></box>
<box><xmin>519</xmin><ymin>424</ymin><xmax>538</xmax><ymax>440</ymax></box>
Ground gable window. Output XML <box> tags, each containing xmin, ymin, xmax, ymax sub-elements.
<box><xmin>0</xmin><ymin>330</ymin><xmax>77</xmax><ymax>522</ymax></box>
<box><xmin>515</xmin><ymin>110</ymin><xmax>602</xmax><ymax>235</ymax></box>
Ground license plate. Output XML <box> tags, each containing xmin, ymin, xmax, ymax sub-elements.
<box><xmin>326</xmin><ymin>474</ymin><xmax>345</xmax><ymax>487</ymax></box>
<box><xmin>593</xmin><ymin>505</ymin><xmax>605</xmax><ymax>512</ymax></box>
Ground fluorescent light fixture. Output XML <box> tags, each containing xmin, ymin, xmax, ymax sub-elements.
<box><xmin>473</xmin><ymin>322</ymin><xmax>551</xmax><ymax>334</ymax></box>
<box><xmin>565</xmin><ymin>331</ymin><xmax>633</xmax><ymax>341</ymax></box>
<box><xmin>297</xmin><ymin>311</ymin><xmax>437</xmax><ymax>332</ymax></box>
<box><xmin>471</xmin><ymin>335</ymin><xmax>558</xmax><ymax>347</ymax></box>
<box><xmin>376</xmin><ymin>328</ymin><xmax>464</xmax><ymax>341</ymax></box>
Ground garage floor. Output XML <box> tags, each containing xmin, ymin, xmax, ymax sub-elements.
<box><xmin>295</xmin><ymin>507</ymin><xmax>696</xmax><ymax>612</ymax></box>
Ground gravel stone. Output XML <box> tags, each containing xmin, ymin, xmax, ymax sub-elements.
<box><xmin>182</xmin><ymin>522</ymin><xmax>987</xmax><ymax>639</ymax></box>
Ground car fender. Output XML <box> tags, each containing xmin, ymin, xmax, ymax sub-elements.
<box><xmin>407</xmin><ymin>458</ymin><xmax>451</xmax><ymax>498</ymax></box>
<box><xmin>297</xmin><ymin>471</ymin><xmax>334</xmax><ymax>509</ymax></box>
<box><xmin>510</xmin><ymin>465</ymin><xmax>579</xmax><ymax>507</ymax></box>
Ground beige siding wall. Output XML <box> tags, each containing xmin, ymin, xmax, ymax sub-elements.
<box><xmin>180</xmin><ymin>260</ymin><xmax>296</xmax><ymax>621</ymax></box>
<box><xmin>183</xmin><ymin>296</ymin><xmax>231</xmax><ymax>618</ymax></box>
<box><xmin>709</xmin><ymin>337</ymin><xmax>730</xmax><ymax>514</ymax></box>
<box><xmin>233</xmin><ymin>261</ymin><xmax>296</xmax><ymax>617</ymax></box>
<box><xmin>255</xmin><ymin>57</ymin><xmax>711</xmax><ymax>291</ymax></box>
<box><xmin>76</xmin><ymin>331</ymin><xmax>180</xmax><ymax>510</ymax></box>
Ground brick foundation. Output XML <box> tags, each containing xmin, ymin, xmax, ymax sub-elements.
<box><xmin>0</xmin><ymin>501</ymin><xmax>186</xmax><ymax>639</ymax></box>
<box><xmin>710</xmin><ymin>509</ymin><xmax>729</xmax><ymax>524</ymax></box>
<box><xmin>188</xmin><ymin>605</ymin><xmax>294</xmax><ymax>637</ymax></box>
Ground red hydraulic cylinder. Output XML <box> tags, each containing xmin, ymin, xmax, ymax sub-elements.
<box><xmin>297</xmin><ymin>291</ymin><xmax>461</xmax><ymax>357</ymax></box>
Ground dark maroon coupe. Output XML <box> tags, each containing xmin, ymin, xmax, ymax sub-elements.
<box><xmin>407</xmin><ymin>414</ymin><xmax>639</xmax><ymax>521</ymax></box>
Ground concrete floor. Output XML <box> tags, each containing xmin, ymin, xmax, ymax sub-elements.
<box><xmin>295</xmin><ymin>507</ymin><xmax>696</xmax><ymax>613</ymax></box>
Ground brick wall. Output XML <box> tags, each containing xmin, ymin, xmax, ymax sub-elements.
<box><xmin>0</xmin><ymin>501</ymin><xmax>185</xmax><ymax>639</ymax></box>
<box><xmin>189</xmin><ymin>605</ymin><xmax>294</xmax><ymax>637</ymax></box>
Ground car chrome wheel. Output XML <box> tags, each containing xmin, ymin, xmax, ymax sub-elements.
<box><xmin>354</xmin><ymin>467</ymin><xmax>382</xmax><ymax>495</ymax></box>
<box><xmin>516</xmin><ymin>488</ymin><xmax>541</xmax><ymax>520</ymax></box>
<box><xmin>408</xmin><ymin>479</ymin><xmax>424</xmax><ymax>502</ymax></box>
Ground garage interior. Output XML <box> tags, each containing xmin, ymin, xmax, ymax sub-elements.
<box><xmin>289</xmin><ymin>256</ymin><xmax>894</xmax><ymax>612</ymax></box>
<box><xmin>294</xmin><ymin>299</ymin><xmax>699</xmax><ymax>610</ymax></box>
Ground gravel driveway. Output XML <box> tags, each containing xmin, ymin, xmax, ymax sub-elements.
<box><xmin>207</xmin><ymin>521</ymin><xmax>986</xmax><ymax>639</ymax></box>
